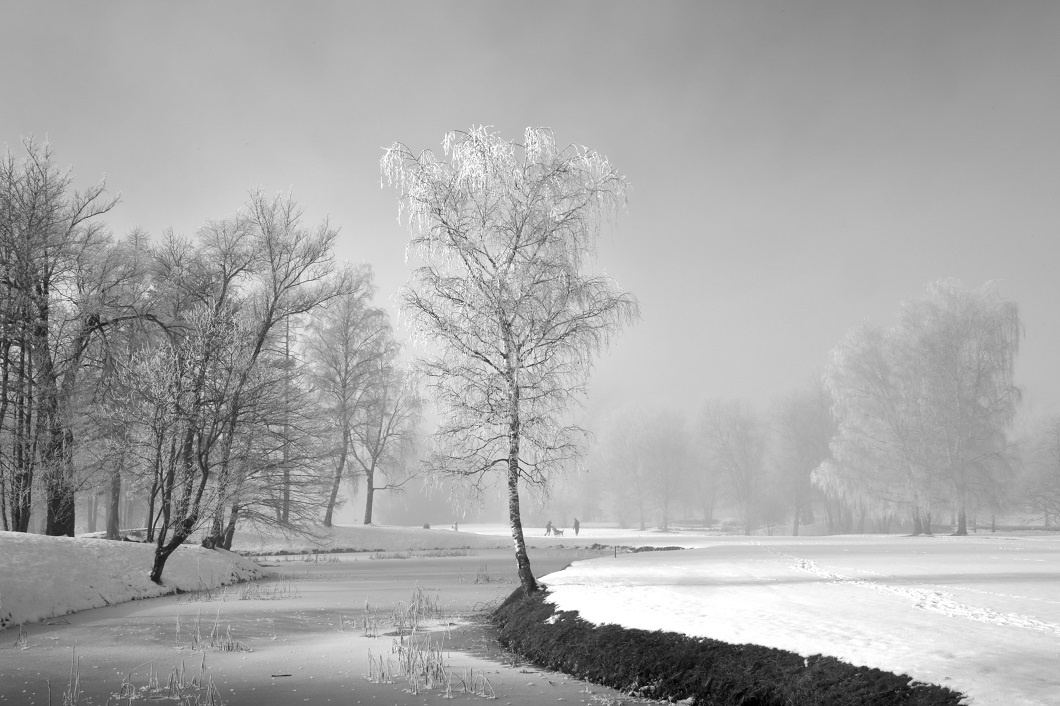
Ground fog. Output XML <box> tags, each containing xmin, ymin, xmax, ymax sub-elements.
<box><xmin>3</xmin><ymin>3</ymin><xmax>1059</xmax><ymax>533</ymax></box>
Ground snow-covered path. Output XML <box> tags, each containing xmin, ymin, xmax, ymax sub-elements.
<box><xmin>541</xmin><ymin>533</ymin><xmax>1060</xmax><ymax>706</ymax></box>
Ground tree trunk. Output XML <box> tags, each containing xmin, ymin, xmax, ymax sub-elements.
<box><xmin>43</xmin><ymin>423</ymin><xmax>76</xmax><ymax>537</ymax></box>
<box><xmin>221</xmin><ymin>504</ymin><xmax>239</xmax><ymax>550</ymax></box>
<box><xmin>802</xmin><ymin>504</ymin><xmax>815</xmax><ymax>525</ymax></box>
<box><xmin>40</xmin><ymin>311</ymin><xmax>94</xmax><ymax>538</ymax></box>
<box><xmin>744</xmin><ymin>499</ymin><xmax>753</xmax><ymax>536</ymax></box>
<box><xmin>11</xmin><ymin>342</ymin><xmax>33</xmax><ymax>533</ymax></box>
<box><xmin>0</xmin><ymin>466</ymin><xmax>6</xmax><ymax>532</ymax></box>
<box><xmin>508</xmin><ymin>462</ymin><xmax>537</xmax><ymax>595</ymax></box>
<box><xmin>322</xmin><ymin>428</ymin><xmax>349</xmax><ymax>527</ymax></box>
<box><xmin>106</xmin><ymin>464</ymin><xmax>121</xmax><ymax>539</ymax></box>
<box><xmin>281</xmin><ymin>452</ymin><xmax>290</xmax><ymax>523</ymax></box>
<box><xmin>85</xmin><ymin>492</ymin><xmax>98</xmax><ymax>533</ymax></box>
<box><xmin>45</xmin><ymin>471</ymin><xmax>76</xmax><ymax>536</ymax></box>
<box><xmin>912</xmin><ymin>511</ymin><xmax>923</xmax><ymax>536</ymax></box>
<box><xmin>363</xmin><ymin>478</ymin><xmax>375</xmax><ymax>525</ymax></box>
<box><xmin>702</xmin><ymin>492</ymin><xmax>715</xmax><ymax>526</ymax></box>
<box><xmin>792</xmin><ymin>503</ymin><xmax>801</xmax><ymax>537</ymax></box>
<box><xmin>0</xmin><ymin>339</ymin><xmax>10</xmax><ymax>531</ymax></box>
<box><xmin>12</xmin><ymin>464</ymin><xmax>31</xmax><ymax>532</ymax></box>
<box><xmin>506</xmin><ymin>369</ymin><xmax>537</xmax><ymax>595</ymax></box>
<box><xmin>150</xmin><ymin>517</ymin><xmax>196</xmax><ymax>584</ymax></box>
<box><xmin>281</xmin><ymin>315</ymin><xmax>291</xmax><ymax>524</ymax></box>
<box><xmin>202</xmin><ymin>507</ymin><xmax>224</xmax><ymax>548</ymax></box>
<box><xmin>955</xmin><ymin>508</ymin><xmax>968</xmax><ymax>536</ymax></box>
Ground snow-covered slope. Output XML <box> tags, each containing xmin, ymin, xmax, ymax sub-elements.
<box><xmin>0</xmin><ymin>531</ymin><xmax>261</xmax><ymax>630</ymax></box>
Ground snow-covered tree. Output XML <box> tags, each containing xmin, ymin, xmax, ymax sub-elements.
<box><xmin>113</xmin><ymin>192</ymin><xmax>343</xmax><ymax>584</ymax></box>
<box><xmin>820</xmin><ymin>280</ymin><xmax>1021</xmax><ymax>534</ymax></box>
<box><xmin>382</xmin><ymin>127</ymin><xmax>638</xmax><ymax>594</ymax></box>
<box><xmin>903</xmin><ymin>280</ymin><xmax>1021</xmax><ymax>534</ymax></box>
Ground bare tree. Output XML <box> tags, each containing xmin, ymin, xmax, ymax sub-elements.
<box><xmin>113</xmin><ymin>192</ymin><xmax>343</xmax><ymax>584</ymax></box>
<box><xmin>773</xmin><ymin>376</ymin><xmax>836</xmax><ymax>535</ymax></box>
<box><xmin>382</xmin><ymin>127</ymin><xmax>638</xmax><ymax>594</ymax></box>
<box><xmin>304</xmin><ymin>266</ymin><xmax>398</xmax><ymax>527</ymax></box>
<box><xmin>1019</xmin><ymin>415</ymin><xmax>1060</xmax><ymax>526</ymax></box>
<box><xmin>348</xmin><ymin>363</ymin><xmax>423</xmax><ymax>525</ymax></box>
<box><xmin>699</xmin><ymin>400</ymin><xmax>767</xmax><ymax>535</ymax></box>
<box><xmin>641</xmin><ymin>409</ymin><xmax>691</xmax><ymax>531</ymax></box>
<box><xmin>0</xmin><ymin>141</ymin><xmax>163</xmax><ymax>536</ymax></box>
<box><xmin>595</xmin><ymin>408</ymin><xmax>651</xmax><ymax>530</ymax></box>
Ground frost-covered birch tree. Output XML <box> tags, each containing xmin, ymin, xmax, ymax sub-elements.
<box><xmin>382</xmin><ymin>127</ymin><xmax>638</xmax><ymax>594</ymax></box>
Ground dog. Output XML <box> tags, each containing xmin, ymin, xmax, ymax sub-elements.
<box><xmin>553</xmin><ymin>528</ymin><xmax>564</xmax><ymax>536</ymax></box>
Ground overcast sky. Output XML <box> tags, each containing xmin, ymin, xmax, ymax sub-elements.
<box><xmin>4</xmin><ymin>1</ymin><xmax>1059</xmax><ymax>420</ymax></box>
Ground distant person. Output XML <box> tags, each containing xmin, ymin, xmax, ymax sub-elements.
<box><xmin>545</xmin><ymin>520</ymin><xmax>553</xmax><ymax>536</ymax></box>
<box><xmin>452</xmin><ymin>522</ymin><xmax>459</xmax><ymax>532</ymax></box>
<box><xmin>573</xmin><ymin>518</ymin><xmax>580</xmax><ymax>536</ymax></box>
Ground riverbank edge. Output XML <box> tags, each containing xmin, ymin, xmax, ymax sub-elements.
<box><xmin>491</xmin><ymin>587</ymin><xmax>965</xmax><ymax>706</ymax></box>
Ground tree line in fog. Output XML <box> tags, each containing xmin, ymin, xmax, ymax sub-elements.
<box><xmin>575</xmin><ymin>280</ymin><xmax>1058</xmax><ymax>536</ymax></box>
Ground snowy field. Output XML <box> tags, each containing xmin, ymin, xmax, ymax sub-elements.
<box><xmin>229</xmin><ymin>520</ymin><xmax>692</xmax><ymax>554</ymax></box>
<box><xmin>0</xmin><ymin>531</ymin><xmax>262</xmax><ymax>630</ymax></box>
<box><xmin>541</xmin><ymin>532</ymin><xmax>1060</xmax><ymax>706</ymax></box>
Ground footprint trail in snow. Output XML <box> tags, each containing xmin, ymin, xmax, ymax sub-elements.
<box><xmin>755</xmin><ymin>542</ymin><xmax>1060</xmax><ymax>636</ymax></box>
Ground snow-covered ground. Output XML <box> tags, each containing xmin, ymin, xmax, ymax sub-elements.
<box><xmin>232</xmin><ymin>522</ymin><xmax>514</xmax><ymax>554</ymax></box>
<box><xmin>541</xmin><ymin>532</ymin><xmax>1060</xmax><ymax>706</ymax></box>
<box><xmin>5</xmin><ymin>524</ymin><xmax>1058</xmax><ymax>704</ymax></box>
<box><xmin>0</xmin><ymin>531</ymin><xmax>262</xmax><ymax>630</ymax></box>
<box><xmin>457</xmin><ymin>522</ymin><xmax>726</xmax><ymax>547</ymax></box>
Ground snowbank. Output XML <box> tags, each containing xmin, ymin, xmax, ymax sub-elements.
<box><xmin>0</xmin><ymin>531</ymin><xmax>262</xmax><ymax>631</ymax></box>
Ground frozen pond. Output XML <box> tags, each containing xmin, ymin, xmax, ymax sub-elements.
<box><xmin>0</xmin><ymin>545</ymin><xmax>630</xmax><ymax>706</ymax></box>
